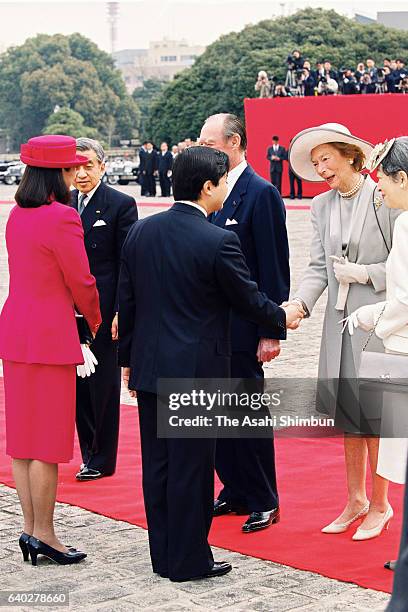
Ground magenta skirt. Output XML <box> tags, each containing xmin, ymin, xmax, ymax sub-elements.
<box><xmin>3</xmin><ymin>360</ymin><xmax>76</xmax><ymax>463</ymax></box>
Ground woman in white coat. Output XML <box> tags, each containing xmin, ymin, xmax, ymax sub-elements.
<box><xmin>345</xmin><ymin>137</ymin><xmax>408</xmax><ymax>569</ymax></box>
<box><xmin>288</xmin><ymin>124</ymin><xmax>399</xmax><ymax>541</ymax></box>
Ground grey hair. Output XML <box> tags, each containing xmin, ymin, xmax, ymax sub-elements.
<box><xmin>205</xmin><ymin>113</ymin><xmax>247</xmax><ymax>151</ymax></box>
<box><xmin>76</xmin><ymin>138</ymin><xmax>105</xmax><ymax>163</ymax></box>
<box><xmin>381</xmin><ymin>137</ymin><xmax>408</xmax><ymax>180</ymax></box>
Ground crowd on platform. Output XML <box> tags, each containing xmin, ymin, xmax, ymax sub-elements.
<box><xmin>255</xmin><ymin>52</ymin><xmax>408</xmax><ymax>98</ymax></box>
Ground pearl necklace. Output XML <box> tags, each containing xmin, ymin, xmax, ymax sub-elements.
<box><xmin>338</xmin><ymin>175</ymin><xmax>364</xmax><ymax>199</ymax></box>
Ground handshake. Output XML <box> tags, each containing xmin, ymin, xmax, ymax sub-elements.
<box><xmin>280</xmin><ymin>299</ymin><xmax>306</xmax><ymax>330</ymax></box>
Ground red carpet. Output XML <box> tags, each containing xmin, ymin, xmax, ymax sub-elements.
<box><xmin>0</xmin><ymin>380</ymin><xmax>402</xmax><ymax>593</ymax></box>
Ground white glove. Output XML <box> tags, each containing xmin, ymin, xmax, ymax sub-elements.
<box><xmin>76</xmin><ymin>344</ymin><xmax>98</xmax><ymax>378</ymax></box>
<box><xmin>339</xmin><ymin>305</ymin><xmax>376</xmax><ymax>335</ymax></box>
<box><xmin>330</xmin><ymin>256</ymin><xmax>369</xmax><ymax>285</ymax></box>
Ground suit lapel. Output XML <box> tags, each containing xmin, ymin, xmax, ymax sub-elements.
<box><xmin>81</xmin><ymin>183</ymin><xmax>109</xmax><ymax>236</ymax></box>
<box><xmin>346</xmin><ymin>175</ymin><xmax>375</xmax><ymax>262</ymax></box>
<box><xmin>213</xmin><ymin>165</ymin><xmax>253</xmax><ymax>227</ymax></box>
<box><xmin>329</xmin><ymin>191</ymin><xmax>342</xmax><ymax>257</ymax></box>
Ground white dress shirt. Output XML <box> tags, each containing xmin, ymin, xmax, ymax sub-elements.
<box><xmin>178</xmin><ymin>200</ymin><xmax>207</xmax><ymax>217</ymax></box>
<box><xmin>225</xmin><ymin>159</ymin><xmax>247</xmax><ymax>200</ymax></box>
<box><xmin>79</xmin><ymin>180</ymin><xmax>101</xmax><ymax>208</ymax></box>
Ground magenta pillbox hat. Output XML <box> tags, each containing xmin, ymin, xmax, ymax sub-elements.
<box><xmin>20</xmin><ymin>135</ymin><xmax>88</xmax><ymax>168</ymax></box>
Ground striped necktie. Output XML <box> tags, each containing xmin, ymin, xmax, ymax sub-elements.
<box><xmin>78</xmin><ymin>193</ymin><xmax>88</xmax><ymax>216</ymax></box>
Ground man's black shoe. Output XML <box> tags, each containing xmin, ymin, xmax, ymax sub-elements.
<box><xmin>75</xmin><ymin>468</ymin><xmax>106</xmax><ymax>481</ymax></box>
<box><xmin>170</xmin><ymin>561</ymin><xmax>232</xmax><ymax>582</ymax></box>
<box><xmin>242</xmin><ymin>508</ymin><xmax>280</xmax><ymax>533</ymax></box>
<box><xmin>213</xmin><ymin>499</ymin><xmax>248</xmax><ymax>517</ymax></box>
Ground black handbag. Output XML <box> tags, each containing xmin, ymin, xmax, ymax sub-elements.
<box><xmin>75</xmin><ymin>313</ymin><xmax>93</xmax><ymax>345</ymax></box>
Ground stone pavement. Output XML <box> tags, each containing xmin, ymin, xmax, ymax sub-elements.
<box><xmin>0</xmin><ymin>184</ymin><xmax>392</xmax><ymax>611</ymax></box>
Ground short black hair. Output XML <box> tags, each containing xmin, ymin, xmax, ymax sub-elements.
<box><xmin>172</xmin><ymin>146</ymin><xmax>229</xmax><ymax>202</ymax></box>
<box><xmin>15</xmin><ymin>166</ymin><xmax>71</xmax><ymax>208</ymax></box>
<box><xmin>272</xmin><ymin>135</ymin><xmax>279</xmax><ymax>141</ymax></box>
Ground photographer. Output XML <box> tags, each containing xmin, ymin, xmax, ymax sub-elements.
<box><xmin>286</xmin><ymin>49</ymin><xmax>304</xmax><ymax>71</ymax></box>
<box><xmin>360</xmin><ymin>71</ymin><xmax>373</xmax><ymax>94</ymax></box>
<box><xmin>374</xmin><ymin>67</ymin><xmax>387</xmax><ymax>94</ymax></box>
<box><xmin>303</xmin><ymin>68</ymin><xmax>316</xmax><ymax>96</ymax></box>
<box><xmin>398</xmin><ymin>76</ymin><xmax>408</xmax><ymax>94</ymax></box>
<box><xmin>366</xmin><ymin>58</ymin><xmax>379</xmax><ymax>85</ymax></box>
<box><xmin>317</xmin><ymin>75</ymin><xmax>338</xmax><ymax>95</ymax></box>
<box><xmin>255</xmin><ymin>70</ymin><xmax>271</xmax><ymax>98</ymax></box>
<box><xmin>272</xmin><ymin>83</ymin><xmax>292</xmax><ymax>97</ymax></box>
<box><xmin>341</xmin><ymin>69</ymin><xmax>359</xmax><ymax>95</ymax></box>
<box><xmin>395</xmin><ymin>59</ymin><xmax>408</xmax><ymax>91</ymax></box>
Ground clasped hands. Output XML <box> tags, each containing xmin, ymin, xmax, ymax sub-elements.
<box><xmin>281</xmin><ymin>301</ymin><xmax>305</xmax><ymax>330</ymax></box>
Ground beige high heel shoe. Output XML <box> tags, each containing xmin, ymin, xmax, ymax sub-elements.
<box><xmin>321</xmin><ymin>502</ymin><xmax>369</xmax><ymax>534</ymax></box>
<box><xmin>352</xmin><ymin>505</ymin><xmax>393</xmax><ymax>541</ymax></box>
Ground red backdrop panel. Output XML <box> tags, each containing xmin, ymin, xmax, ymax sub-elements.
<box><xmin>245</xmin><ymin>94</ymin><xmax>408</xmax><ymax>198</ymax></box>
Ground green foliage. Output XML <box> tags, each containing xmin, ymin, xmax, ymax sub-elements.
<box><xmin>43</xmin><ymin>107</ymin><xmax>98</xmax><ymax>139</ymax></box>
<box><xmin>132</xmin><ymin>79</ymin><xmax>167</xmax><ymax>140</ymax></box>
<box><xmin>0</xmin><ymin>33</ymin><xmax>140</xmax><ymax>148</ymax></box>
<box><xmin>149</xmin><ymin>8</ymin><xmax>408</xmax><ymax>143</ymax></box>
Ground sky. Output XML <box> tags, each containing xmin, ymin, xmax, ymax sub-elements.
<box><xmin>0</xmin><ymin>0</ymin><xmax>407</xmax><ymax>53</ymax></box>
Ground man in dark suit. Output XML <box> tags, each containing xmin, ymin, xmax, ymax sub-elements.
<box><xmin>139</xmin><ymin>140</ymin><xmax>158</xmax><ymax>197</ymax></box>
<box><xmin>200</xmin><ymin>114</ymin><xmax>290</xmax><ymax>533</ymax></box>
<box><xmin>267</xmin><ymin>136</ymin><xmax>287</xmax><ymax>194</ymax></box>
<box><xmin>118</xmin><ymin>146</ymin><xmax>302</xmax><ymax>582</ymax></box>
<box><xmin>72</xmin><ymin>138</ymin><xmax>138</xmax><ymax>481</ymax></box>
<box><xmin>157</xmin><ymin>141</ymin><xmax>173</xmax><ymax>197</ymax></box>
<box><xmin>138</xmin><ymin>142</ymin><xmax>148</xmax><ymax>195</ymax></box>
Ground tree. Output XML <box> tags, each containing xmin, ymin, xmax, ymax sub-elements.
<box><xmin>0</xmin><ymin>33</ymin><xmax>140</xmax><ymax>148</ymax></box>
<box><xmin>132</xmin><ymin>79</ymin><xmax>167</xmax><ymax>140</ymax></box>
<box><xmin>148</xmin><ymin>8</ymin><xmax>408</xmax><ymax>143</ymax></box>
<box><xmin>43</xmin><ymin>107</ymin><xmax>98</xmax><ymax>139</ymax></box>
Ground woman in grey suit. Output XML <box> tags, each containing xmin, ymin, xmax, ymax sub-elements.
<box><xmin>288</xmin><ymin>123</ymin><xmax>398</xmax><ymax>540</ymax></box>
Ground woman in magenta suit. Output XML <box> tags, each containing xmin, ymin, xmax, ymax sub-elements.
<box><xmin>0</xmin><ymin>135</ymin><xmax>102</xmax><ymax>566</ymax></box>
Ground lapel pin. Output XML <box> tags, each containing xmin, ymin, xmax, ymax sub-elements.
<box><xmin>233</xmin><ymin>201</ymin><xmax>237</xmax><ymax>207</ymax></box>
<box><xmin>96</xmin><ymin>210</ymin><xmax>101</xmax><ymax>214</ymax></box>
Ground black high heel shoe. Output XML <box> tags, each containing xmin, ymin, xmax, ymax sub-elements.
<box><xmin>19</xmin><ymin>533</ymin><xmax>78</xmax><ymax>562</ymax></box>
<box><xmin>27</xmin><ymin>537</ymin><xmax>87</xmax><ymax>566</ymax></box>
<box><xmin>19</xmin><ymin>533</ymin><xmax>31</xmax><ymax>562</ymax></box>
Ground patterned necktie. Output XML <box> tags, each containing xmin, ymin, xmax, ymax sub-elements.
<box><xmin>78</xmin><ymin>193</ymin><xmax>87</xmax><ymax>216</ymax></box>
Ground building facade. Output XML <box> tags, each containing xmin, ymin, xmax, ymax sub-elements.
<box><xmin>114</xmin><ymin>38</ymin><xmax>205</xmax><ymax>92</ymax></box>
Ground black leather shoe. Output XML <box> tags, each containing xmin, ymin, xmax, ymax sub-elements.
<box><xmin>27</xmin><ymin>537</ymin><xmax>87</xmax><ymax>566</ymax></box>
<box><xmin>242</xmin><ymin>508</ymin><xmax>280</xmax><ymax>533</ymax></box>
<box><xmin>75</xmin><ymin>468</ymin><xmax>105</xmax><ymax>481</ymax></box>
<box><xmin>213</xmin><ymin>499</ymin><xmax>248</xmax><ymax>517</ymax></box>
<box><xmin>170</xmin><ymin>561</ymin><xmax>232</xmax><ymax>582</ymax></box>
<box><xmin>384</xmin><ymin>560</ymin><xmax>397</xmax><ymax>571</ymax></box>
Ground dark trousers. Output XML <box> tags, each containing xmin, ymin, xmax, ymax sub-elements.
<box><xmin>387</xmin><ymin>459</ymin><xmax>408</xmax><ymax>611</ymax></box>
<box><xmin>142</xmin><ymin>173</ymin><xmax>156</xmax><ymax>197</ymax></box>
<box><xmin>76</xmin><ymin>334</ymin><xmax>121</xmax><ymax>474</ymax></box>
<box><xmin>215</xmin><ymin>351</ymin><xmax>279</xmax><ymax>511</ymax></box>
<box><xmin>270</xmin><ymin>170</ymin><xmax>282</xmax><ymax>194</ymax></box>
<box><xmin>289</xmin><ymin>170</ymin><xmax>302</xmax><ymax>199</ymax></box>
<box><xmin>137</xmin><ymin>391</ymin><xmax>215</xmax><ymax>580</ymax></box>
<box><xmin>159</xmin><ymin>171</ymin><xmax>171</xmax><ymax>197</ymax></box>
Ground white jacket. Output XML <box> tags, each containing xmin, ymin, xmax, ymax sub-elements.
<box><xmin>360</xmin><ymin>211</ymin><xmax>408</xmax><ymax>353</ymax></box>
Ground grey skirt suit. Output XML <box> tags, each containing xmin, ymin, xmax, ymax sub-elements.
<box><xmin>296</xmin><ymin>175</ymin><xmax>399</xmax><ymax>431</ymax></box>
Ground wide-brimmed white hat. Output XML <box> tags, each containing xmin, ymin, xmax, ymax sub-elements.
<box><xmin>288</xmin><ymin>123</ymin><xmax>374</xmax><ymax>182</ymax></box>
